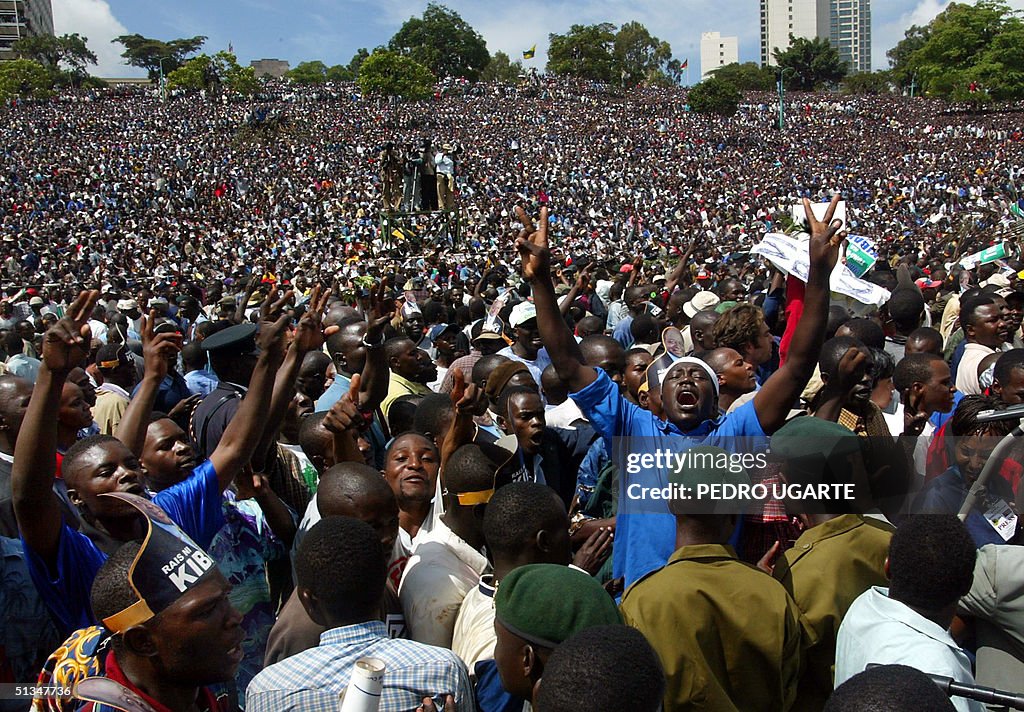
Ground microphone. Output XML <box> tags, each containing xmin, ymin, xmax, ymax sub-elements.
<box><xmin>975</xmin><ymin>403</ymin><xmax>1024</xmax><ymax>424</ymax></box>
<box><xmin>866</xmin><ymin>665</ymin><xmax>1024</xmax><ymax>710</ymax></box>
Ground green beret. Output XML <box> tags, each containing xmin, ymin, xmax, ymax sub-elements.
<box><xmin>494</xmin><ymin>564</ymin><xmax>622</xmax><ymax>649</ymax></box>
<box><xmin>771</xmin><ymin>415</ymin><xmax>861</xmax><ymax>484</ymax></box>
<box><xmin>714</xmin><ymin>300</ymin><xmax>739</xmax><ymax>314</ymax></box>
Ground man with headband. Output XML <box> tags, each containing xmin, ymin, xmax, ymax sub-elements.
<box><xmin>33</xmin><ymin>492</ymin><xmax>242</xmax><ymax>712</ymax></box>
<box><xmin>516</xmin><ymin>198</ymin><xmax>846</xmax><ymax>586</ymax></box>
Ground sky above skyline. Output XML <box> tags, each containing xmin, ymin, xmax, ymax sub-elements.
<box><xmin>53</xmin><ymin>0</ymin><xmax>1024</xmax><ymax>82</ymax></box>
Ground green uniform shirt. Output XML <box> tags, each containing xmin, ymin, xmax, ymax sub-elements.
<box><xmin>621</xmin><ymin>543</ymin><xmax>810</xmax><ymax>712</ymax></box>
<box><xmin>773</xmin><ymin>514</ymin><xmax>893</xmax><ymax>712</ymax></box>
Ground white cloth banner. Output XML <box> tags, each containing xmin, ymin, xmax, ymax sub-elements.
<box><xmin>751</xmin><ymin>232</ymin><xmax>891</xmax><ymax>307</ymax></box>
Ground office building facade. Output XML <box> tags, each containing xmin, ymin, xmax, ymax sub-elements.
<box><xmin>700</xmin><ymin>32</ymin><xmax>739</xmax><ymax>82</ymax></box>
<box><xmin>761</xmin><ymin>0</ymin><xmax>869</xmax><ymax>73</ymax></box>
<box><xmin>0</xmin><ymin>0</ymin><xmax>54</xmax><ymax>61</ymax></box>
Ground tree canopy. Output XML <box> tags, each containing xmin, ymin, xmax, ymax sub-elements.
<box><xmin>0</xmin><ymin>59</ymin><xmax>54</xmax><ymax>102</ymax></box>
<box><xmin>112</xmin><ymin>34</ymin><xmax>206</xmax><ymax>79</ymax></box>
<box><xmin>357</xmin><ymin>50</ymin><xmax>436</xmax><ymax>101</ymax></box>
<box><xmin>389</xmin><ymin>4</ymin><xmax>489</xmax><ymax>82</ymax></box>
<box><xmin>481</xmin><ymin>51</ymin><xmax>523</xmax><ymax>83</ymax></box>
<box><xmin>285</xmin><ymin>61</ymin><xmax>328</xmax><ymax>85</ymax></box>
<box><xmin>772</xmin><ymin>35</ymin><xmax>848</xmax><ymax>90</ymax></box>
<box><xmin>891</xmin><ymin>0</ymin><xmax>1024</xmax><ymax>102</ymax></box>
<box><xmin>13</xmin><ymin>33</ymin><xmax>96</xmax><ymax>73</ymax></box>
<box><xmin>166</xmin><ymin>51</ymin><xmax>259</xmax><ymax>95</ymax></box>
<box><xmin>708</xmin><ymin>62</ymin><xmax>775</xmax><ymax>91</ymax></box>
<box><xmin>687</xmin><ymin>76</ymin><xmax>741</xmax><ymax>116</ymax></box>
<box><xmin>547</xmin><ymin>23</ymin><xmax>617</xmax><ymax>82</ymax></box>
<box><xmin>614</xmin><ymin>21</ymin><xmax>672</xmax><ymax>85</ymax></box>
<box><xmin>547</xmin><ymin>21</ymin><xmax>680</xmax><ymax>85</ymax></box>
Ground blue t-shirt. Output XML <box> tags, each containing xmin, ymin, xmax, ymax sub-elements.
<box><xmin>22</xmin><ymin>459</ymin><xmax>224</xmax><ymax>636</ymax></box>
<box><xmin>570</xmin><ymin>369</ymin><xmax>766</xmax><ymax>586</ymax></box>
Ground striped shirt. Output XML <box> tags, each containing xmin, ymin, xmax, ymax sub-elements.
<box><xmin>246</xmin><ymin>620</ymin><xmax>474</xmax><ymax>712</ymax></box>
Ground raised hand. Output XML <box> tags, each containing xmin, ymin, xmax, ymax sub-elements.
<box><xmin>514</xmin><ymin>205</ymin><xmax>551</xmax><ymax>283</ymax></box>
<box><xmin>449</xmin><ymin>368</ymin><xmax>488</xmax><ymax>417</ymax></box>
<box><xmin>804</xmin><ymin>195</ymin><xmax>845</xmax><ymax>274</ymax></box>
<box><xmin>365</xmin><ymin>276</ymin><xmax>395</xmax><ymax>345</ymax></box>
<box><xmin>291</xmin><ymin>284</ymin><xmax>333</xmax><ymax>354</ymax></box>
<box><xmin>41</xmin><ymin>290</ymin><xmax>99</xmax><ymax>374</ymax></box>
<box><xmin>140</xmin><ymin>310</ymin><xmax>183</xmax><ymax>381</ymax></box>
<box><xmin>323</xmin><ymin>373</ymin><xmax>367</xmax><ymax>435</ymax></box>
<box><xmin>829</xmin><ymin>346</ymin><xmax>869</xmax><ymax>398</ymax></box>
<box><xmin>902</xmin><ymin>388</ymin><xmax>930</xmax><ymax>437</ymax></box>
<box><xmin>256</xmin><ymin>286</ymin><xmax>295</xmax><ymax>362</ymax></box>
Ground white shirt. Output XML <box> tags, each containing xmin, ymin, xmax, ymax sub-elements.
<box><xmin>836</xmin><ymin>587</ymin><xmax>984</xmax><ymax>712</ymax></box>
<box><xmin>544</xmin><ymin>399</ymin><xmax>587</xmax><ymax>429</ymax></box>
<box><xmin>451</xmin><ymin>576</ymin><xmax>497</xmax><ymax>671</ymax></box>
<box><xmin>956</xmin><ymin>342</ymin><xmax>1004</xmax><ymax>395</ymax></box>
<box><xmin>398</xmin><ymin>519</ymin><xmax>489</xmax><ymax>649</ymax></box>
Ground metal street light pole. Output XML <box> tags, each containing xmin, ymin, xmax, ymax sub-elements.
<box><xmin>157</xmin><ymin>56</ymin><xmax>171</xmax><ymax>101</ymax></box>
<box><xmin>777</xmin><ymin>67</ymin><xmax>794</xmax><ymax>131</ymax></box>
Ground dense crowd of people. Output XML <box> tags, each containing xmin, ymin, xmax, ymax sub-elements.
<box><xmin>1</xmin><ymin>75</ymin><xmax>1024</xmax><ymax>711</ymax></box>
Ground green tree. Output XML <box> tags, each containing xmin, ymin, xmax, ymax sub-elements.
<box><xmin>613</xmin><ymin>21</ymin><xmax>672</xmax><ymax>85</ymax></box>
<box><xmin>687</xmin><ymin>76</ymin><xmax>741</xmax><ymax>115</ymax></box>
<box><xmin>389</xmin><ymin>4</ymin><xmax>489</xmax><ymax>81</ymax></box>
<box><xmin>326</xmin><ymin>64</ymin><xmax>352</xmax><ymax>82</ymax></box>
<box><xmin>165</xmin><ymin>54</ymin><xmax>211</xmax><ymax>92</ymax></box>
<box><xmin>773</xmin><ymin>35</ymin><xmax>847</xmax><ymax>90</ymax></box>
<box><xmin>217</xmin><ymin>51</ymin><xmax>259</xmax><ymax>95</ymax></box>
<box><xmin>348</xmin><ymin>48</ymin><xmax>371</xmax><ymax>76</ymax></box>
<box><xmin>357</xmin><ymin>50</ymin><xmax>436</xmax><ymax>100</ymax></box>
<box><xmin>166</xmin><ymin>52</ymin><xmax>258</xmax><ymax>95</ymax></box>
<box><xmin>112</xmin><ymin>34</ymin><xmax>206</xmax><ymax>79</ymax></box>
<box><xmin>285</xmin><ymin>60</ymin><xmax>328</xmax><ymax>85</ymax></box>
<box><xmin>886</xmin><ymin>24</ymin><xmax>929</xmax><ymax>88</ymax></box>
<box><xmin>708</xmin><ymin>62</ymin><xmax>775</xmax><ymax>91</ymax></box>
<box><xmin>13</xmin><ymin>33</ymin><xmax>97</xmax><ymax>72</ymax></box>
<box><xmin>547</xmin><ymin>23</ymin><xmax>616</xmax><ymax>81</ymax></box>
<box><xmin>480</xmin><ymin>51</ymin><xmax>523</xmax><ymax>83</ymax></box>
<box><xmin>0</xmin><ymin>59</ymin><xmax>54</xmax><ymax>102</ymax></box>
<box><xmin>905</xmin><ymin>1</ymin><xmax>1024</xmax><ymax>101</ymax></box>
<box><xmin>664</xmin><ymin>58</ymin><xmax>684</xmax><ymax>85</ymax></box>
<box><xmin>842</xmin><ymin>70</ymin><xmax>893</xmax><ymax>95</ymax></box>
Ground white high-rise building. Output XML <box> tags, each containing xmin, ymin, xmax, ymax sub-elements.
<box><xmin>831</xmin><ymin>0</ymin><xmax>871</xmax><ymax>73</ymax></box>
<box><xmin>0</xmin><ymin>0</ymin><xmax>54</xmax><ymax>61</ymax></box>
<box><xmin>760</xmin><ymin>0</ymin><xmax>870</xmax><ymax>72</ymax></box>
<box><xmin>700</xmin><ymin>32</ymin><xmax>739</xmax><ymax>82</ymax></box>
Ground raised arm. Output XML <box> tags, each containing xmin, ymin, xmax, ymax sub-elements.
<box><xmin>440</xmin><ymin>369</ymin><xmax>488</xmax><ymax>472</ymax></box>
<box><xmin>664</xmin><ymin>237</ymin><xmax>699</xmax><ymax>295</ymax></box>
<box><xmin>754</xmin><ymin>196</ymin><xmax>844</xmax><ymax>433</ymax></box>
<box><xmin>251</xmin><ymin>286</ymin><xmax>332</xmax><ymax>471</ymax></box>
<box><xmin>516</xmin><ymin>206</ymin><xmax>597</xmax><ymax>393</ymax></box>
<box><xmin>208</xmin><ymin>288</ymin><xmax>292</xmax><ymax>491</ymax></box>
<box><xmin>115</xmin><ymin>312</ymin><xmax>182</xmax><ymax>458</ymax></box>
<box><xmin>356</xmin><ymin>278</ymin><xmax>394</xmax><ymax>413</ymax></box>
<box><xmin>13</xmin><ymin>290</ymin><xmax>98</xmax><ymax>564</ymax></box>
<box><xmin>559</xmin><ymin>267</ymin><xmax>589</xmax><ymax>318</ymax></box>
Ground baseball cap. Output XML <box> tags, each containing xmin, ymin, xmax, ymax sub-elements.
<box><xmin>682</xmin><ymin>291</ymin><xmax>720</xmax><ymax>318</ymax></box>
<box><xmin>98</xmin><ymin>492</ymin><xmax>217</xmax><ymax>633</ymax></box>
<box><xmin>509</xmin><ymin>302</ymin><xmax>538</xmax><ymax>328</ymax></box>
<box><xmin>117</xmin><ymin>299</ymin><xmax>140</xmax><ymax>311</ymax></box>
<box><xmin>29</xmin><ymin>296</ymin><xmax>44</xmax><ymax>306</ymax></box>
<box><xmin>472</xmin><ymin>317</ymin><xmax>505</xmax><ymax>342</ymax></box>
<box><xmin>914</xmin><ymin>278</ymin><xmax>942</xmax><ymax>289</ymax></box>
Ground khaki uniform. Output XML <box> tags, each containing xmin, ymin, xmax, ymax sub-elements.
<box><xmin>620</xmin><ymin>543</ymin><xmax>809</xmax><ymax>712</ymax></box>
<box><xmin>772</xmin><ymin>514</ymin><xmax>893</xmax><ymax>711</ymax></box>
